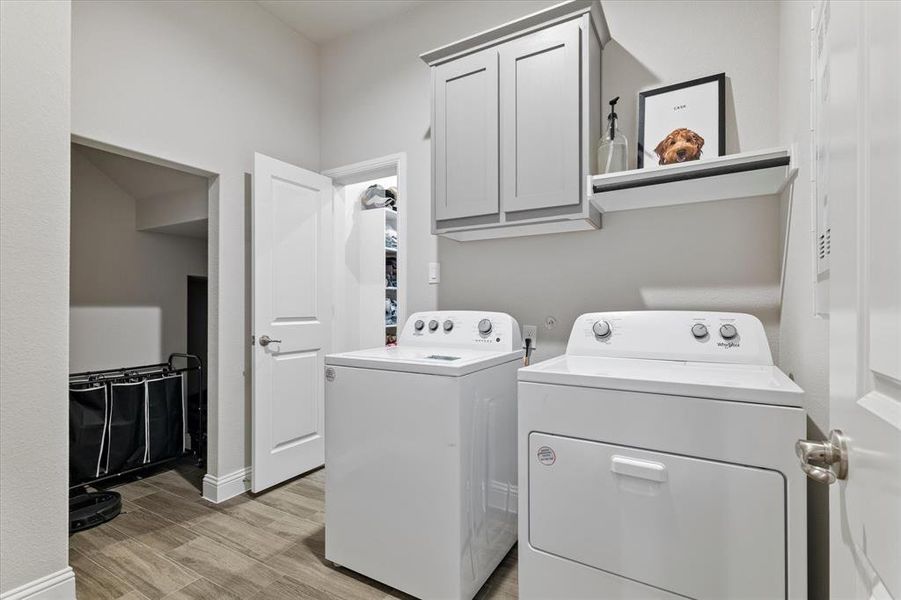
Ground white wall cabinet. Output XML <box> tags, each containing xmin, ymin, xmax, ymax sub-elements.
<box><xmin>434</xmin><ymin>49</ymin><xmax>499</xmax><ymax>221</ymax></box>
<box><xmin>500</xmin><ymin>19</ymin><xmax>581</xmax><ymax>214</ymax></box>
<box><xmin>422</xmin><ymin>0</ymin><xmax>609</xmax><ymax>241</ymax></box>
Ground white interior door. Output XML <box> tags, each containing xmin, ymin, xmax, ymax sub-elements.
<box><xmin>252</xmin><ymin>152</ymin><xmax>332</xmax><ymax>493</ymax></box>
<box><xmin>823</xmin><ymin>2</ymin><xmax>901</xmax><ymax>598</ymax></box>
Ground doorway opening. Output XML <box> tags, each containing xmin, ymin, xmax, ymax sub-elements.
<box><xmin>68</xmin><ymin>138</ymin><xmax>216</xmax><ymax>508</ymax></box>
<box><xmin>324</xmin><ymin>153</ymin><xmax>408</xmax><ymax>353</ymax></box>
<box><xmin>186</xmin><ymin>275</ymin><xmax>208</xmax><ymax>466</ymax></box>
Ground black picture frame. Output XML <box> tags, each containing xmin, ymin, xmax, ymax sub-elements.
<box><xmin>637</xmin><ymin>73</ymin><xmax>726</xmax><ymax>168</ymax></box>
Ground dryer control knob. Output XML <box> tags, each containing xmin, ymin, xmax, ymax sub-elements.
<box><xmin>414</xmin><ymin>320</ymin><xmax>425</xmax><ymax>331</ymax></box>
<box><xmin>592</xmin><ymin>320</ymin><xmax>612</xmax><ymax>338</ymax></box>
<box><xmin>719</xmin><ymin>324</ymin><xmax>738</xmax><ymax>339</ymax></box>
<box><xmin>443</xmin><ymin>320</ymin><xmax>454</xmax><ymax>332</ymax></box>
<box><xmin>691</xmin><ymin>323</ymin><xmax>708</xmax><ymax>339</ymax></box>
<box><xmin>428</xmin><ymin>320</ymin><xmax>439</xmax><ymax>332</ymax></box>
<box><xmin>478</xmin><ymin>319</ymin><xmax>493</xmax><ymax>335</ymax></box>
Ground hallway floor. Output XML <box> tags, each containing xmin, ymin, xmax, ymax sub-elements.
<box><xmin>69</xmin><ymin>464</ymin><xmax>518</xmax><ymax>600</ymax></box>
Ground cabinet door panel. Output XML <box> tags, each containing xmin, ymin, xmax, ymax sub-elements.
<box><xmin>500</xmin><ymin>21</ymin><xmax>581</xmax><ymax>213</ymax></box>
<box><xmin>434</xmin><ymin>50</ymin><xmax>499</xmax><ymax>221</ymax></box>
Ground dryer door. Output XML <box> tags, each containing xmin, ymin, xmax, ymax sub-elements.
<box><xmin>528</xmin><ymin>433</ymin><xmax>786</xmax><ymax>599</ymax></box>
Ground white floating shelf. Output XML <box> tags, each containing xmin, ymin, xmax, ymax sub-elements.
<box><xmin>588</xmin><ymin>148</ymin><xmax>795</xmax><ymax>213</ymax></box>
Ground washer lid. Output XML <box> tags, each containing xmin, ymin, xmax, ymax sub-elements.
<box><xmin>518</xmin><ymin>355</ymin><xmax>803</xmax><ymax>407</ymax></box>
<box><xmin>326</xmin><ymin>346</ymin><xmax>524</xmax><ymax>376</ymax></box>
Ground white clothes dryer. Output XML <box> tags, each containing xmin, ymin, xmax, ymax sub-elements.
<box><xmin>325</xmin><ymin>311</ymin><xmax>523</xmax><ymax>600</ymax></box>
<box><xmin>518</xmin><ymin>311</ymin><xmax>806</xmax><ymax>600</ymax></box>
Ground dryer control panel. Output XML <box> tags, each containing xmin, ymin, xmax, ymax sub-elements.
<box><xmin>401</xmin><ymin>311</ymin><xmax>522</xmax><ymax>351</ymax></box>
<box><xmin>565</xmin><ymin>311</ymin><xmax>773</xmax><ymax>366</ymax></box>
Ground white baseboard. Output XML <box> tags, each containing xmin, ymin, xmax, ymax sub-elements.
<box><xmin>202</xmin><ymin>466</ymin><xmax>251</xmax><ymax>503</ymax></box>
<box><xmin>0</xmin><ymin>567</ymin><xmax>76</xmax><ymax>600</ymax></box>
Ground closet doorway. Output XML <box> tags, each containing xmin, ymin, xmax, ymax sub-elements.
<box><xmin>186</xmin><ymin>275</ymin><xmax>208</xmax><ymax>466</ymax></box>
<box><xmin>324</xmin><ymin>154</ymin><xmax>408</xmax><ymax>353</ymax></box>
<box><xmin>68</xmin><ymin>138</ymin><xmax>215</xmax><ymax>501</ymax></box>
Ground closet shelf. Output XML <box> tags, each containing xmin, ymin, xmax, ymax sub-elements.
<box><xmin>385</xmin><ymin>247</ymin><xmax>397</xmax><ymax>253</ymax></box>
<box><xmin>588</xmin><ymin>148</ymin><xmax>795</xmax><ymax>213</ymax></box>
<box><xmin>386</xmin><ymin>286</ymin><xmax>397</xmax><ymax>291</ymax></box>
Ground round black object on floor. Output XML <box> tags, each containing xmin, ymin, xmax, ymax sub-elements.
<box><xmin>69</xmin><ymin>491</ymin><xmax>121</xmax><ymax>533</ymax></box>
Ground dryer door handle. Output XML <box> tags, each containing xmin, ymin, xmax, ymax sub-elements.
<box><xmin>611</xmin><ymin>455</ymin><xmax>668</xmax><ymax>482</ymax></box>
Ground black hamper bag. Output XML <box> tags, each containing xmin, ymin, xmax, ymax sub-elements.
<box><xmin>146</xmin><ymin>374</ymin><xmax>185</xmax><ymax>462</ymax></box>
<box><xmin>107</xmin><ymin>381</ymin><xmax>147</xmax><ymax>473</ymax></box>
<box><xmin>69</xmin><ymin>385</ymin><xmax>108</xmax><ymax>485</ymax></box>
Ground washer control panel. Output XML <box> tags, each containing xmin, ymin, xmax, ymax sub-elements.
<box><xmin>566</xmin><ymin>311</ymin><xmax>773</xmax><ymax>366</ymax></box>
<box><xmin>401</xmin><ymin>311</ymin><xmax>522</xmax><ymax>351</ymax></box>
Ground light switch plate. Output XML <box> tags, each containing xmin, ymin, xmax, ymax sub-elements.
<box><xmin>428</xmin><ymin>262</ymin><xmax>440</xmax><ymax>284</ymax></box>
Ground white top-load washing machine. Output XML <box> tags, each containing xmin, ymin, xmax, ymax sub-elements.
<box><xmin>518</xmin><ymin>311</ymin><xmax>806</xmax><ymax>600</ymax></box>
<box><xmin>325</xmin><ymin>311</ymin><xmax>523</xmax><ymax>600</ymax></box>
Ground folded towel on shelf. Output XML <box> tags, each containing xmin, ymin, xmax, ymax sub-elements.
<box><xmin>361</xmin><ymin>184</ymin><xmax>397</xmax><ymax>210</ymax></box>
<box><xmin>385</xmin><ymin>297</ymin><xmax>398</xmax><ymax>325</ymax></box>
<box><xmin>386</xmin><ymin>258</ymin><xmax>397</xmax><ymax>287</ymax></box>
<box><xmin>385</xmin><ymin>227</ymin><xmax>398</xmax><ymax>249</ymax></box>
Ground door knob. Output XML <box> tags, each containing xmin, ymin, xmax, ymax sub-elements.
<box><xmin>258</xmin><ymin>335</ymin><xmax>282</xmax><ymax>347</ymax></box>
<box><xmin>796</xmin><ymin>429</ymin><xmax>848</xmax><ymax>484</ymax></box>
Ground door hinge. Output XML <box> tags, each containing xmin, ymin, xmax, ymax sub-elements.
<box><xmin>251</xmin><ymin>335</ymin><xmax>256</xmax><ymax>346</ymax></box>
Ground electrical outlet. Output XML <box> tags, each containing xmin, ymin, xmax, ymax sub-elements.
<box><xmin>522</xmin><ymin>325</ymin><xmax>538</xmax><ymax>349</ymax></box>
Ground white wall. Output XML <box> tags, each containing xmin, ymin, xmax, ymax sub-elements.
<box><xmin>322</xmin><ymin>0</ymin><xmax>784</xmax><ymax>360</ymax></box>
<box><xmin>776</xmin><ymin>0</ymin><xmax>829</xmax><ymax>434</ymax></box>
<box><xmin>72</xmin><ymin>0</ymin><xmax>320</xmax><ymax>481</ymax></box>
<box><xmin>0</xmin><ymin>0</ymin><xmax>75</xmax><ymax>596</ymax></box>
<box><xmin>777</xmin><ymin>2</ymin><xmax>830</xmax><ymax>596</ymax></box>
<box><xmin>70</xmin><ymin>146</ymin><xmax>208</xmax><ymax>372</ymax></box>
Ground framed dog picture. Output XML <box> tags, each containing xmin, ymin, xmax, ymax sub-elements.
<box><xmin>637</xmin><ymin>73</ymin><xmax>725</xmax><ymax>168</ymax></box>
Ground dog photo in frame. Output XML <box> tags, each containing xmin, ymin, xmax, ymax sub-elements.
<box><xmin>637</xmin><ymin>73</ymin><xmax>726</xmax><ymax>168</ymax></box>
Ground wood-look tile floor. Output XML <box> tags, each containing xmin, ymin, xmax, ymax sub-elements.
<box><xmin>71</xmin><ymin>463</ymin><xmax>518</xmax><ymax>600</ymax></box>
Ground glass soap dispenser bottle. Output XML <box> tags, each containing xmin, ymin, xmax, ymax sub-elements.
<box><xmin>597</xmin><ymin>96</ymin><xmax>628</xmax><ymax>174</ymax></box>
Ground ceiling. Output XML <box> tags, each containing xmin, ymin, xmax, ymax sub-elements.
<box><xmin>256</xmin><ymin>0</ymin><xmax>427</xmax><ymax>44</ymax></box>
<box><xmin>74</xmin><ymin>144</ymin><xmax>208</xmax><ymax>203</ymax></box>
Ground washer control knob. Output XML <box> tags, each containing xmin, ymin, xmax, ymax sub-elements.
<box><xmin>719</xmin><ymin>324</ymin><xmax>738</xmax><ymax>340</ymax></box>
<box><xmin>478</xmin><ymin>319</ymin><xmax>493</xmax><ymax>335</ymax></box>
<box><xmin>428</xmin><ymin>320</ymin><xmax>439</xmax><ymax>332</ymax></box>
<box><xmin>691</xmin><ymin>323</ymin><xmax>708</xmax><ymax>339</ymax></box>
<box><xmin>592</xmin><ymin>320</ymin><xmax>612</xmax><ymax>338</ymax></box>
<box><xmin>443</xmin><ymin>319</ymin><xmax>454</xmax><ymax>332</ymax></box>
<box><xmin>414</xmin><ymin>319</ymin><xmax>425</xmax><ymax>331</ymax></box>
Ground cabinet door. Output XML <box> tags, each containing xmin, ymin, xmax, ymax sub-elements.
<box><xmin>433</xmin><ymin>49</ymin><xmax>499</xmax><ymax>221</ymax></box>
<box><xmin>500</xmin><ymin>20</ymin><xmax>581</xmax><ymax>213</ymax></box>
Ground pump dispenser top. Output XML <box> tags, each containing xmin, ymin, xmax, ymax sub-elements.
<box><xmin>597</xmin><ymin>96</ymin><xmax>628</xmax><ymax>174</ymax></box>
<box><xmin>607</xmin><ymin>96</ymin><xmax>620</xmax><ymax>140</ymax></box>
